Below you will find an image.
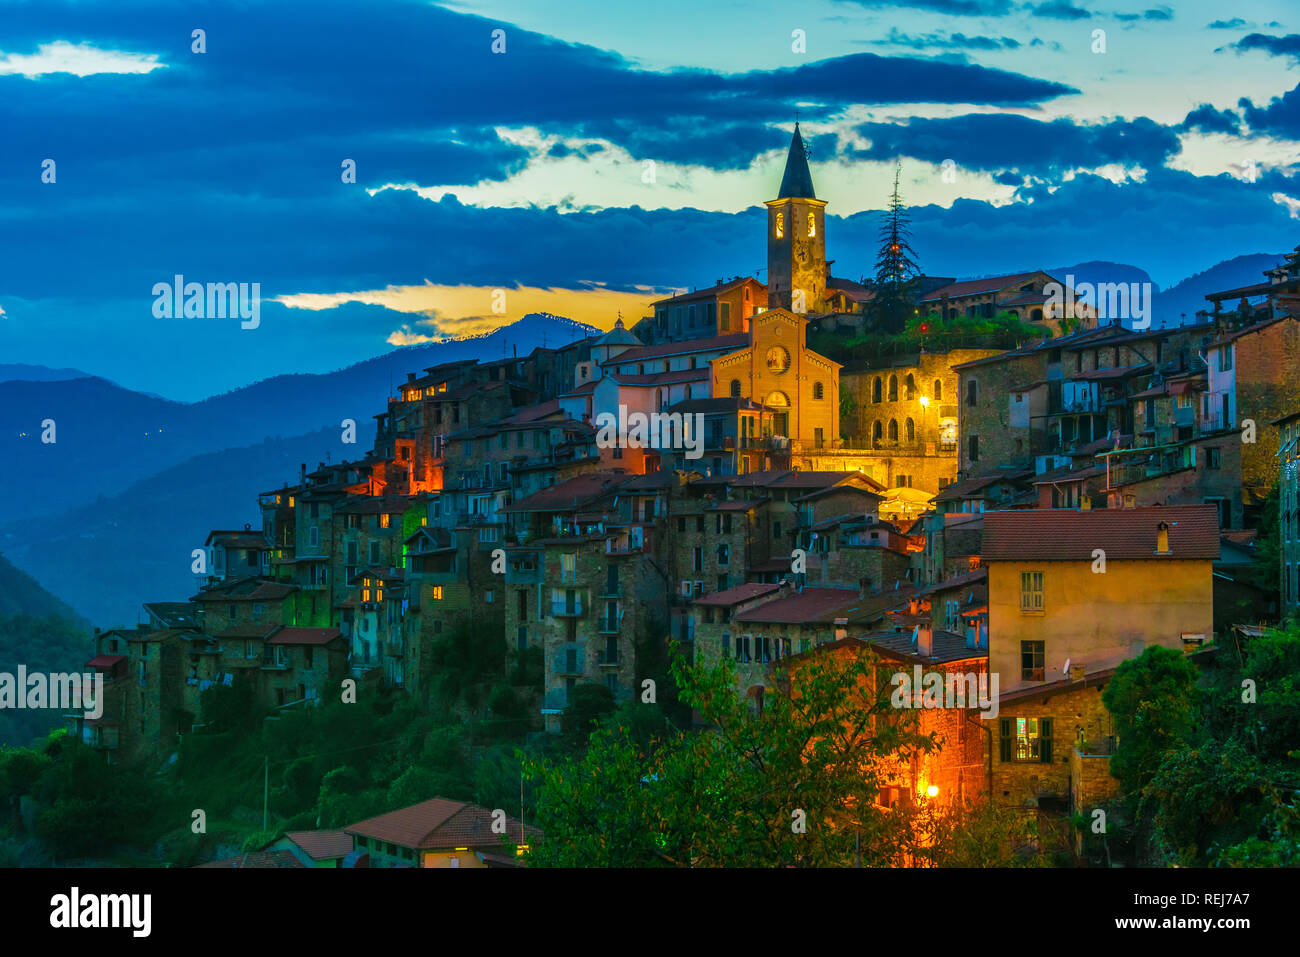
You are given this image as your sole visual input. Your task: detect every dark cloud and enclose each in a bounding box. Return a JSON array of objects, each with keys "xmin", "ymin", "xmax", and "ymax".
[
  {"xmin": 832, "ymin": 0, "xmax": 1015, "ymax": 16},
  {"xmin": 1028, "ymin": 2, "xmax": 1092, "ymax": 21},
  {"xmin": 1178, "ymin": 103, "xmax": 1243, "ymax": 136},
  {"xmin": 869, "ymin": 28, "xmax": 1022, "ymax": 50},
  {"xmin": 1229, "ymin": 32, "xmax": 1300, "ymax": 63},
  {"xmin": 1208, "ymin": 18, "xmax": 1248, "ymax": 30},
  {"xmin": 848, "ymin": 113, "xmax": 1180, "ymax": 175},
  {"xmin": 1238, "ymin": 81, "xmax": 1300, "ymax": 138}
]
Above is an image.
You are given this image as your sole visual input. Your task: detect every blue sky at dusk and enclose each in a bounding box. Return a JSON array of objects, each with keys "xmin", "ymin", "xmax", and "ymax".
[{"xmin": 1, "ymin": 0, "xmax": 1298, "ymax": 399}]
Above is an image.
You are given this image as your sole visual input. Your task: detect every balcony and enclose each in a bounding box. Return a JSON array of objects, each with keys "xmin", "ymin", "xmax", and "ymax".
[
  {"xmin": 596, "ymin": 648, "xmax": 620, "ymax": 667},
  {"xmin": 261, "ymin": 652, "xmax": 290, "ymax": 670},
  {"xmin": 597, "ymin": 614, "xmax": 620, "ymax": 634},
  {"xmin": 552, "ymin": 648, "xmax": 585, "ymax": 676},
  {"xmin": 550, "ymin": 599, "xmax": 584, "ymax": 617},
  {"xmin": 541, "ymin": 688, "xmax": 569, "ymax": 713}
]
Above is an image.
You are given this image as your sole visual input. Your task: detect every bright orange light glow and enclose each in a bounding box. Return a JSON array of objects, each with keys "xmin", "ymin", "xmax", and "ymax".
[{"xmin": 926, "ymin": 785, "xmax": 939, "ymax": 798}]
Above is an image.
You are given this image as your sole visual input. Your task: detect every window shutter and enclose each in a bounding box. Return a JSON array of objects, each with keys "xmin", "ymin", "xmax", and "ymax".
[
  {"xmin": 999, "ymin": 718, "xmax": 1012, "ymax": 762},
  {"xmin": 1040, "ymin": 718, "xmax": 1053, "ymax": 763}
]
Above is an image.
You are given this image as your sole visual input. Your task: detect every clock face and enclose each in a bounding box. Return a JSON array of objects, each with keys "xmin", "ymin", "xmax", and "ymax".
[{"xmin": 766, "ymin": 346, "xmax": 791, "ymax": 375}]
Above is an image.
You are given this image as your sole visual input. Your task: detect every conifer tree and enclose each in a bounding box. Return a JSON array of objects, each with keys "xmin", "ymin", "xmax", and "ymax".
[{"xmin": 872, "ymin": 163, "xmax": 922, "ymax": 333}]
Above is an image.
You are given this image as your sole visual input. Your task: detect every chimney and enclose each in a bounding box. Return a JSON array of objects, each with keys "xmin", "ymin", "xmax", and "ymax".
[
  {"xmin": 1070, "ymin": 662, "xmax": 1085, "ymax": 682},
  {"xmin": 406, "ymin": 372, "xmax": 416, "ymax": 382},
  {"xmin": 833, "ymin": 617, "xmax": 848, "ymax": 642},
  {"xmin": 300, "ymin": 463, "xmax": 307, "ymax": 484},
  {"xmin": 916, "ymin": 622, "xmax": 934, "ymax": 658}
]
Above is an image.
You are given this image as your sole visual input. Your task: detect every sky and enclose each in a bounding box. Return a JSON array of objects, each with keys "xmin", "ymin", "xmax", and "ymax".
[{"xmin": 1, "ymin": 0, "xmax": 1298, "ymax": 400}]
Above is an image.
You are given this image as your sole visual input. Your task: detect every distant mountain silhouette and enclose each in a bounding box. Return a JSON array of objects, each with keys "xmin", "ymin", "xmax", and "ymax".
[
  {"xmin": 0, "ymin": 313, "xmax": 597, "ymax": 526},
  {"xmin": 1048, "ymin": 254, "xmax": 1288, "ymax": 328},
  {"xmin": 0, "ymin": 430, "xmax": 341, "ymax": 628},
  {"xmin": 0, "ymin": 363, "xmax": 96, "ymax": 384}
]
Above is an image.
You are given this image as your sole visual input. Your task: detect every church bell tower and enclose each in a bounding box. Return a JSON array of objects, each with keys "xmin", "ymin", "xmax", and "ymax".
[{"xmin": 765, "ymin": 123, "xmax": 827, "ymax": 314}]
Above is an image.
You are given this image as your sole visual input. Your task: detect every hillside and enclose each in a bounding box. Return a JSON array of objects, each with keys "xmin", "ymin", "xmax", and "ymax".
[
  {"xmin": 0, "ymin": 429, "xmax": 343, "ymax": 628},
  {"xmin": 0, "ymin": 313, "xmax": 597, "ymax": 527}
]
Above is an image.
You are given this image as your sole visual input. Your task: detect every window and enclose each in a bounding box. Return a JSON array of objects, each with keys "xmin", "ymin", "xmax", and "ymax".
[
  {"xmin": 968, "ymin": 435, "xmax": 979, "ymax": 462},
  {"xmin": 888, "ymin": 375, "xmax": 898, "ymax": 402},
  {"xmin": 485, "ymin": 589, "xmax": 494, "ymax": 603},
  {"xmin": 369, "ymin": 541, "xmax": 381, "ymax": 565},
  {"xmin": 431, "ymin": 585, "xmax": 443, "ymax": 600},
  {"xmin": 1205, "ymin": 447, "xmax": 1221, "ymax": 469},
  {"xmin": 872, "ymin": 377, "xmax": 882, "ymax": 403},
  {"xmin": 309, "ymin": 526, "xmax": 319, "ymax": 548},
  {"xmin": 692, "ymin": 547, "xmax": 703, "ymax": 572},
  {"xmin": 228, "ymin": 604, "xmax": 237, "ymax": 621},
  {"xmin": 813, "ymin": 381, "xmax": 824, "ymax": 400},
  {"xmin": 380, "ymin": 512, "xmax": 391, "ymax": 529},
  {"xmin": 807, "ymin": 212, "xmax": 815, "ymax": 237},
  {"xmin": 775, "ymin": 212, "xmax": 783, "ymax": 238},
  {"xmin": 772, "ymin": 521, "xmax": 782, "ymax": 541},
  {"xmin": 888, "ymin": 419, "xmax": 899, "ymax": 443},
  {"xmin": 1020, "ymin": 572, "xmax": 1043, "ymax": 613},
  {"xmin": 721, "ymin": 633, "xmax": 731, "ymax": 659},
  {"xmin": 933, "ymin": 379, "xmax": 942, "ymax": 401},
  {"xmin": 966, "ymin": 380, "xmax": 978, "ymax": 407},
  {"xmin": 1020, "ymin": 640, "xmax": 1045, "ymax": 681},
  {"xmin": 720, "ymin": 302, "xmax": 731, "ymax": 332},
  {"xmin": 736, "ymin": 635, "xmax": 752, "ymax": 663},
  {"xmin": 561, "ymin": 553, "xmax": 576, "ymax": 583},
  {"xmin": 905, "ymin": 418, "xmax": 915, "ymax": 443},
  {"xmin": 999, "ymin": 717, "xmax": 1052, "ymax": 763},
  {"xmin": 677, "ymin": 516, "xmax": 686, "ymax": 532},
  {"xmin": 717, "ymin": 544, "xmax": 730, "ymax": 566},
  {"xmin": 814, "ymin": 427, "xmax": 824, "ymax": 448}
]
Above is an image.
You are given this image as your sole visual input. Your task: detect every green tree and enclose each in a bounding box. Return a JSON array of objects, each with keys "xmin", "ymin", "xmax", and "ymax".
[
  {"xmin": 871, "ymin": 163, "xmax": 922, "ymax": 333},
  {"xmin": 1102, "ymin": 645, "xmax": 1200, "ymax": 795},
  {"xmin": 525, "ymin": 647, "xmax": 935, "ymax": 866}
]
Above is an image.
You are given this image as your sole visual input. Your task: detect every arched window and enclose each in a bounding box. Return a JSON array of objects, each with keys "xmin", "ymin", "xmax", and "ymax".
[
  {"xmin": 807, "ymin": 212, "xmax": 816, "ymax": 237},
  {"xmin": 888, "ymin": 419, "xmax": 899, "ymax": 442},
  {"xmin": 905, "ymin": 374, "xmax": 916, "ymax": 400},
  {"xmin": 684, "ymin": 384, "xmax": 692, "ymax": 399},
  {"xmin": 730, "ymin": 379, "xmax": 742, "ymax": 398},
  {"xmin": 764, "ymin": 391, "xmax": 789, "ymax": 408},
  {"xmin": 933, "ymin": 379, "xmax": 943, "ymax": 401},
  {"xmin": 872, "ymin": 421, "xmax": 883, "ymax": 445},
  {"xmin": 872, "ymin": 377, "xmax": 882, "ymax": 403},
  {"xmin": 888, "ymin": 375, "xmax": 898, "ymax": 402},
  {"xmin": 905, "ymin": 418, "xmax": 915, "ymax": 443},
  {"xmin": 775, "ymin": 212, "xmax": 784, "ymax": 239},
  {"xmin": 966, "ymin": 380, "xmax": 978, "ymax": 407},
  {"xmin": 813, "ymin": 381, "xmax": 824, "ymax": 400}
]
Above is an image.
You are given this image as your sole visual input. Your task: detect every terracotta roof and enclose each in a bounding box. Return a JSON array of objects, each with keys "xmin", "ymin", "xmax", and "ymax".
[
  {"xmin": 269, "ymin": 627, "xmax": 344, "ymax": 646},
  {"xmin": 502, "ymin": 471, "xmax": 629, "ymax": 513},
  {"xmin": 606, "ymin": 368, "xmax": 710, "ymax": 387},
  {"xmin": 918, "ymin": 272, "xmax": 1040, "ymax": 302},
  {"xmin": 1030, "ymin": 463, "xmax": 1106, "ymax": 484},
  {"xmin": 693, "ymin": 582, "xmax": 782, "ymax": 607},
  {"xmin": 867, "ymin": 629, "xmax": 987, "ymax": 665},
  {"xmin": 86, "ymin": 654, "xmax": 126, "ymax": 669},
  {"xmin": 191, "ymin": 578, "xmax": 297, "ymax": 602},
  {"xmin": 345, "ymin": 797, "xmax": 538, "ymax": 849},
  {"xmin": 604, "ymin": 333, "xmax": 749, "ymax": 365},
  {"xmin": 651, "ymin": 278, "xmax": 762, "ymax": 307},
  {"xmin": 933, "ymin": 470, "xmax": 1032, "ymax": 502},
  {"xmin": 734, "ymin": 587, "xmax": 862, "ymax": 624},
  {"xmin": 916, "ymin": 568, "xmax": 988, "ymax": 597},
  {"xmin": 285, "ymin": 830, "xmax": 354, "ymax": 861},
  {"xmin": 982, "ymin": 504, "xmax": 1220, "ymax": 561}
]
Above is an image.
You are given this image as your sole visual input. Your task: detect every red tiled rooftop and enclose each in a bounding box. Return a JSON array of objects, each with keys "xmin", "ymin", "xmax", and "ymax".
[
  {"xmin": 502, "ymin": 471, "xmax": 629, "ymax": 512},
  {"xmin": 268, "ymin": 627, "xmax": 344, "ymax": 646},
  {"xmin": 285, "ymin": 829, "xmax": 354, "ymax": 860},
  {"xmin": 918, "ymin": 271, "xmax": 1040, "ymax": 301},
  {"xmin": 603, "ymin": 333, "xmax": 749, "ymax": 365},
  {"xmin": 734, "ymin": 587, "xmax": 862, "ymax": 624},
  {"xmin": 345, "ymin": 797, "xmax": 539, "ymax": 850},
  {"xmin": 981, "ymin": 504, "xmax": 1220, "ymax": 561},
  {"xmin": 693, "ymin": 582, "xmax": 782, "ymax": 607}
]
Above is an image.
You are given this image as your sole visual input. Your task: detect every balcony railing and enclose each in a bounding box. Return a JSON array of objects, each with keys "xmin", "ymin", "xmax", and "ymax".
[
  {"xmin": 550, "ymin": 599, "xmax": 584, "ymax": 617},
  {"xmin": 596, "ymin": 648, "xmax": 619, "ymax": 667},
  {"xmin": 597, "ymin": 615, "xmax": 620, "ymax": 634}
]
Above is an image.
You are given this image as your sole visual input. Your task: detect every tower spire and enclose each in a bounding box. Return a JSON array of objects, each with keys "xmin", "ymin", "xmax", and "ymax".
[{"xmin": 777, "ymin": 122, "xmax": 816, "ymax": 200}]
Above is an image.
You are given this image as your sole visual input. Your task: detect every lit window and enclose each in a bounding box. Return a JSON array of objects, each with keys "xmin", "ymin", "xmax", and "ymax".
[
  {"xmin": 431, "ymin": 585, "xmax": 443, "ymax": 600},
  {"xmin": 775, "ymin": 212, "xmax": 783, "ymax": 238},
  {"xmin": 807, "ymin": 212, "xmax": 815, "ymax": 237}
]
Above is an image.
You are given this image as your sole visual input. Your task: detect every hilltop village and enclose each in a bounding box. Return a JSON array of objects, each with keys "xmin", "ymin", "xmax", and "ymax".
[{"xmin": 73, "ymin": 127, "xmax": 1300, "ymax": 862}]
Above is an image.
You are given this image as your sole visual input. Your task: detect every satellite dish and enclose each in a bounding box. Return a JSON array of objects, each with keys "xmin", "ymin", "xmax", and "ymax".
[{"xmin": 1063, "ymin": 658, "xmax": 1071, "ymax": 676}]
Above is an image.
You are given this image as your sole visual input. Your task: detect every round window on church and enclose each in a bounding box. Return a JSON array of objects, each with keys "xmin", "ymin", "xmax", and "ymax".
[{"xmin": 765, "ymin": 346, "xmax": 791, "ymax": 375}]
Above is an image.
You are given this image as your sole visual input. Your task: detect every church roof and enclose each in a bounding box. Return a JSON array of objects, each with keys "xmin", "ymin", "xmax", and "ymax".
[
  {"xmin": 777, "ymin": 124, "xmax": 816, "ymax": 200},
  {"xmin": 596, "ymin": 316, "xmax": 642, "ymax": 347}
]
